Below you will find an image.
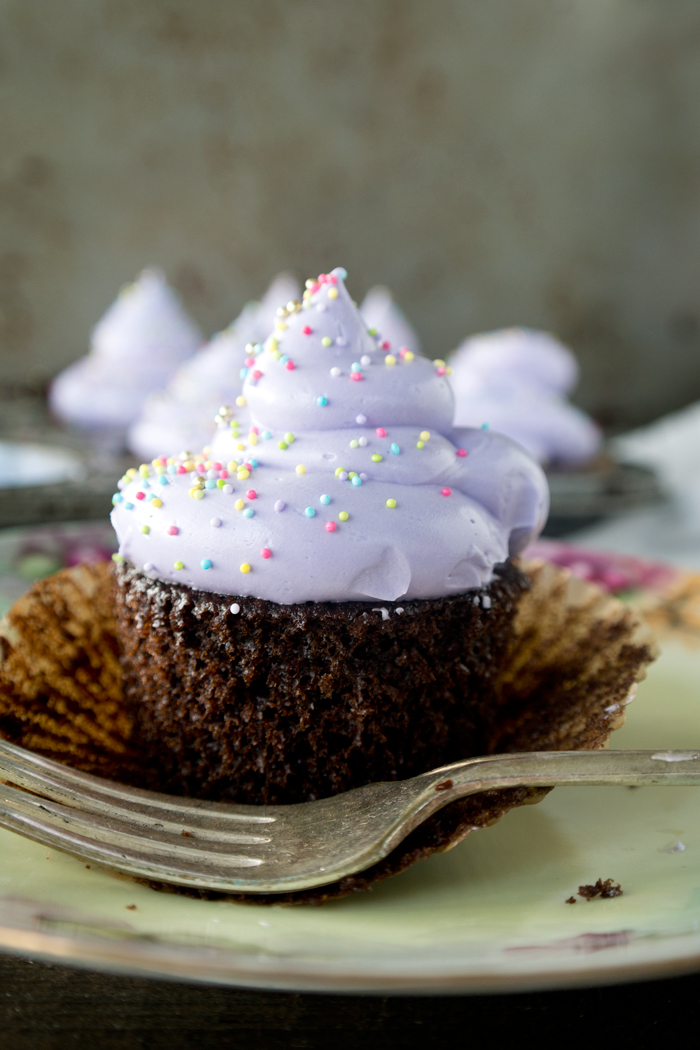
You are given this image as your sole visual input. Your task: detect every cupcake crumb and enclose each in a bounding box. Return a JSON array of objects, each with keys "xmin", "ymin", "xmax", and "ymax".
[
  {"xmin": 565, "ymin": 896, "xmax": 576, "ymax": 904},
  {"xmin": 576, "ymin": 878, "xmax": 623, "ymax": 900}
]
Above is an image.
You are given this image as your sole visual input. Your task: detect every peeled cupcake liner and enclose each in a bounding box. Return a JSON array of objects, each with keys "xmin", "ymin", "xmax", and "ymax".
[{"xmin": 0, "ymin": 560, "xmax": 655, "ymax": 905}]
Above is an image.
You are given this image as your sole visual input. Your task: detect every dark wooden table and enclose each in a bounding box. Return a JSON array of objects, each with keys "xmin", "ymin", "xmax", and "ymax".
[{"xmin": 0, "ymin": 953, "xmax": 694, "ymax": 1049}]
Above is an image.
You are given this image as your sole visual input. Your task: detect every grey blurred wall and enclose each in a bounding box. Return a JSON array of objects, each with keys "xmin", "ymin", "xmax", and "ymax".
[{"xmin": 1, "ymin": 0, "xmax": 699, "ymax": 429}]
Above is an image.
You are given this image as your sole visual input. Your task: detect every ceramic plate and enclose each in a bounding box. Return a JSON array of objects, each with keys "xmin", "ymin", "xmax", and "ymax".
[{"xmin": 1, "ymin": 533, "xmax": 700, "ymax": 992}]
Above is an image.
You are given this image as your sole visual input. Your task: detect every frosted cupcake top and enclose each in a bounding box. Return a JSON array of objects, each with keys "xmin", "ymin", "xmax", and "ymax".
[
  {"xmin": 450, "ymin": 328, "xmax": 602, "ymax": 466},
  {"xmin": 359, "ymin": 286, "xmax": 422, "ymax": 356},
  {"xmin": 50, "ymin": 269, "xmax": 203, "ymax": 431},
  {"xmin": 127, "ymin": 274, "xmax": 299, "ymax": 459},
  {"xmin": 111, "ymin": 268, "xmax": 548, "ymax": 604}
]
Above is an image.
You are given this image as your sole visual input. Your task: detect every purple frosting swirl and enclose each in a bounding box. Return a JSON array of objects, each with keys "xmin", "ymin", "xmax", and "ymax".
[{"xmin": 111, "ymin": 268, "xmax": 548, "ymax": 603}]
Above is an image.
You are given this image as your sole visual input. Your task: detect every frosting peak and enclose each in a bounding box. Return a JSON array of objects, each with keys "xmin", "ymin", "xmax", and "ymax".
[{"xmin": 111, "ymin": 268, "xmax": 548, "ymax": 604}]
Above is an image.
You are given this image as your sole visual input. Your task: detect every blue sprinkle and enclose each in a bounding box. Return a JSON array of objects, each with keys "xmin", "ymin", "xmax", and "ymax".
[
  {"xmin": 142, "ymin": 479, "xmax": 151, "ymax": 488},
  {"xmin": 281, "ymin": 355, "xmax": 290, "ymax": 364},
  {"xmin": 254, "ymin": 342, "xmax": 264, "ymax": 354},
  {"xmin": 317, "ymin": 396, "xmax": 328, "ymax": 406},
  {"xmin": 124, "ymin": 501, "xmax": 134, "ymax": 510},
  {"xmin": 351, "ymin": 362, "xmax": 361, "ymax": 372},
  {"xmin": 243, "ymin": 508, "xmax": 255, "ymax": 518},
  {"xmin": 481, "ymin": 422, "xmax": 490, "ymax": 430},
  {"xmin": 351, "ymin": 476, "xmax": 362, "ymax": 487},
  {"xmin": 205, "ymin": 479, "xmax": 217, "ymax": 489},
  {"xmin": 337, "ymin": 267, "xmax": 348, "ymax": 280},
  {"xmin": 239, "ymin": 367, "xmax": 249, "ymax": 380},
  {"xmin": 201, "ymin": 559, "xmax": 212, "ymax": 570},
  {"xmin": 390, "ymin": 443, "xmax": 400, "ymax": 455},
  {"xmin": 249, "ymin": 458, "xmax": 258, "ymax": 468},
  {"xmin": 167, "ymin": 464, "xmax": 177, "ymax": 474},
  {"xmin": 320, "ymin": 494, "xmax": 330, "ymax": 505},
  {"xmin": 112, "ymin": 493, "xmax": 123, "ymax": 503},
  {"xmin": 262, "ymin": 430, "xmax": 272, "ymax": 440},
  {"xmin": 305, "ymin": 507, "xmax": 316, "ymax": 517},
  {"xmin": 158, "ymin": 475, "xmax": 168, "ymax": 485}
]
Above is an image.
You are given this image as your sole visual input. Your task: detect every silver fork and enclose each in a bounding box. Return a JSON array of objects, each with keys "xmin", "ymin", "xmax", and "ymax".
[{"xmin": 1, "ymin": 738, "xmax": 699, "ymax": 894}]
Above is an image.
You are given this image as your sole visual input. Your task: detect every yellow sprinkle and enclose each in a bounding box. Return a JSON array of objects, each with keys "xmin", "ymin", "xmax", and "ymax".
[
  {"xmin": 327, "ymin": 287, "xmax": 338, "ymax": 299},
  {"xmin": 140, "ymin": 525, "xmax": 150, "ymax": 534},
  {"xmin": 416, "ymin": 440, "xmax": 424, "ymax": 449},
  {"xmin": 235, "ymin": 396, "xmax": 246, "ymax": 407},
  {"xmin": 193, "ymin": 490, "xmax": 205, "ymax": 501},
  {"xmin": 174, "ymin": 560, "xmax": 184, "ymax": 570},
  {"xmin": 235, "ymin": 499, "xmax": 245, "ymax": 510},
  {"xmin": 275, "ymin": 321, "xmax": 287, "ymax": 331},
  {"xmin": 151, "ymin": 459, "xmax": 160, "ymax": 468},
  {"xmin": 433, "ymin": 359, "xmax": 446, "ymax": 368},
  {"xmin": 385, "ymin": 355, "xmax": 396, "ymax": 366},
  {"xmin": 386, "ymin": 498, "xmax": 397, "ymax": 509},
  {"xmin": 271, "ymin": 349, "xmax": 282, "ymax": 360},
  {"xmin": 338, "ymin": 511, "xmax": 349, "ymax": 521},
  {"xmin": 446, "ymin": 365, "xmax": 452, "ymax": 375},
  {"xmin": 403, "ymin": 351, "xmax": 415, "ymax": 362},
  {"xmin": 237, "ymin": 469, "xmax": 250, "ymax": 480},
  {"xmin": 203, "ymin": 446, "xmax": 211, "ymax": 455},
  {"xmin": 150, "ymin": 497, "xmax": 163, "ymax": 508},
  {"xmin": 296, "ymin": 464, "xmax": 306, "ymax": 474},
  {"xmin": 419, "ymin": 431, "xmax": 431, "ymax": 441},
  {"xmin": 188, "ymin": 488, "xmax": 197, "ymax": 497},
  {"xmin": 278, "ymin": 441, "xmax": 288, "ymax": 450},
  {"xmin": 240, "ymin": 562, "xmax": 251, "ymax": 574},
  {"xmin": 139, "ymin": 465, "xmax": 149, "ymax": 477},
  {"xmin": 228, "ymin": 461, "xmax": 238, "ymax": 471},
  {"xmin": 154, "ymin": 465, "xmax": 165, "ymax": 474},
  {"xmin": 126, "ymin": 468, "xmax": 138, "ymax": 479},
  {"xmin": 205, "ymin": 461, "xmax": 213, "ymax": 469},
  {"xmin": 335, "ymin": 467, "xmax": 344, "ymax": 476},
  {"xmin": 236, "ymin": 443, "xmax": 245, "ymax": 451},
  {"xmin": 285, "ymin": 432, "xmax": 295, "ymax": 443},
  {"xmin": 166, "ymin": 457, "xmax": 176, "ymax": 465},
  {"xmin": 321, "ymin": 337, "xmax": 332, "ymax": 347},
  {"xmin": 184, "ymin": 460, "xmax": 195, "ymax": 471},
  {"xmin": 249, "ymin": 433, "xmax": 258, "ymax": 445}
]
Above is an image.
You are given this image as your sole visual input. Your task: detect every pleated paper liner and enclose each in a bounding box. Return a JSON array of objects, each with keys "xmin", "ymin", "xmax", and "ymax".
[{"xmin": 0, "ymin": 560, "xmax": 654, "ymax": 904}]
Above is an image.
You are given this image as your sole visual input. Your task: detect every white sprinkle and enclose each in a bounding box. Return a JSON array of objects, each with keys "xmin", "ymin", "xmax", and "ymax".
[
  {"xmin": 117, "ymin": 479, "xmax": 125, "ymax": 490},
  {"xmin": 210, "ymin": 517, "xmax": 222, "ymax": 528},
  {"xmin": 230, "ymin": 603, "xmax": 240, "ymax": 615},
  {"xmin": 372, "ymin": 607, "xmax": 390, "ymax": 621},
  {"xmin": 359, "ymin": 472, "xmax": 368, "ymax": 481},
  {"xmin": 356, "ymin": 414, "xmax": 367, "ymax": 425},
  {"xmin": 667, "ymin": 842, "xmax": 686, "ymax": 853},
  {"xmin": 190, "ymin": 471, "xmax": 199, "ymax": 481},
  {"xmin": 143, "ymin": 562, "xmax": 154, "ymax": 572},
  {"xmin": 274, "ymin": 500, "xmax": 286, "ymax": 512},
  {"xmin": 207, "ymin": 469, "xmax": 217, "ymax": 479},
  {"xmin": 360, "ymin": 355, "xmax": 371, "ymax": 366},
  {"xmin": 336, "ymin": 336, "xmax": 347, "ymax": 346},
  {"xmin": 222, "ymin": 484, "xmax": 233, "ymax": 494},
  {"xmin": 330, "ymin": 367, "xmax": 341, "ymax": 377},
  {"xmin": 396, "ymin": 607, "xmax": 404, "ymax": 614},
  {"xmin": 358, "ymin": 436, "xmax": 368, "ymax": 447},
  {"xmin": 316, "ymin": 303, "xmax": 326, "ymax": 312},
  {"xmin": 482, "ymin": 595, "xmax": 492, "ymax": 609},
  {"xmin": 338, "ymin": 471, "xmax": 348, "ymax": 481}
]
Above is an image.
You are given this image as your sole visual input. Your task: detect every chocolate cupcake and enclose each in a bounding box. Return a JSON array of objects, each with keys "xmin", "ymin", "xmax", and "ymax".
[{"xmin": 109, "ymin": 267, "xmax": 549, "ymax": 805}]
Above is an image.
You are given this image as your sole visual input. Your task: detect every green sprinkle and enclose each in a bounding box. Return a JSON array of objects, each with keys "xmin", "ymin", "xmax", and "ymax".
[
  {"xmin": 140, "ymin": 525, "xmax": 150, "ymax": 534},
  {"xmin": 174, "ymin": 560, "xmax": 184, "ymax": 570},
  {"xmin": 339, "ymin": 511, "xmax": 349, "ymax": 521},
  {"xmin": 371, "ymin": 454, "xmax": 382, "ymax": 463},
  {"xmin": 111, "ymin": 553, "xmax": 125, "ymax": 563},
  {"xmin": 386, "ymin": 499, "xmax": 397, "ymax": 509}
]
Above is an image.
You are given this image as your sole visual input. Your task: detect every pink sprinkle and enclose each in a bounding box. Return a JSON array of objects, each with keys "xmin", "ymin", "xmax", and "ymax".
[
  {"xmin": 212, "ymin": 461, "xmax": 222, "ymax": 470},
  {"xmin": 243, "ymin": 462, "xmax": 253, "ymax": 471},
  {"xmin": 309, "ymin": 282, "xmax": 320, "ymax": 294},
  {"xmin": 246, "ymin": 489, "xmax": 257, "ymax": 500},
  {"xmin": 381, "ymin": 341, "xmax": 391, "ymax": 350},
  {"xmin": 261, "ymin": 547, "xmax": 272, "ymax": 559},
  {"xmin": 399, "ymin": 347, "xmax": 409, "ymax": 358},
  {"xmin": 244, "ymin": 356, "xmax": 256, "ymax": 367},
  {"xmin": 350, "ymin": 372, "xmax": 363, "ymax": 381},
  {"xmin": 168, "ymin": 526, "xmax": 179, "ymax": 536},
  {"xmin": 285, "ymin": 361, "xmax": 295, "ymax": 371},
  {"xmin": 252, "ymin": 369, "xmax": 263, "ymax": 380},
  {"xmin": 325, "ymin": 521, "xmax": 337, "ymax": 532},
  {"xmin": 456, "ymin": 448, "xmax": 468, "ymax": 458},
  {"xmin": 219, "ymin": 469, "xmax": 229, "ymax": 478},
  {"xmin": 441, "ymin": 487, "xmax": 452, "ymax": 497},
  {"xmin": 197, "ymin": 463, "xmax": 206, "ymax": 473},
  {"xmin": 159, "ymin": 456, "xmax": 167, "ymax": 465},
  {"xmin": 318, "ymin": 273, "xmax": 328, "ymax": 283},
  {"xmin": 302, "ymin": 325, "xmax": 312, "ymax": 335},
  {"xmin": 329, "ymin": 273, "xmax": 338, "ymax": 284},
  {"xmin": 135, "ymin": 491, "xmax": 145, "ymax": 501},
  {"xmin": 376, "ymin": 427, "xmax": 387, "ymax": 438},
  {"xmin": 177, "ymin": 465, "xmax": 187, "ymax": 474},
  {"xmin": 249, "ymin": 428, "xmax": 259, "ymax": 436},
  {"xmin": 437, "ymin": 366, "xmax": 446, "ymax": 376}
]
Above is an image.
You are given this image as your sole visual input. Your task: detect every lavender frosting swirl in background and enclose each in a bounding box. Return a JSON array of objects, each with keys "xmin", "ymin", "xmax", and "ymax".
[{"xmin": 111, "ymin": 268, "xmax": 548, "ymax": 603}]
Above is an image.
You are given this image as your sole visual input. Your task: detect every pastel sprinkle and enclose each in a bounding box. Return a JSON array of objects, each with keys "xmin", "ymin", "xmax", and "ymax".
[
  {"xmin": 441, "ymin": 487, "xmax": 452, "ymax": 497},
  {"xmin": 481, "ymin": 422, "xmax": 490, "ymax": 430},
  {"xmin": 456, "ymin": 448, "xmax": 468, "ymax": 457},
  {"xmin": 320, "ymin": 494, "xmax": 330, "ymax": 505},
  {"xmin": 278, "ymin": 440, "xmax": 288, "ymax": 449},
  {"xmin": 158, "ymin": 476, "xmax": 169, "ymax": 486},
  {"xmin": 112, "ymin": 493, "xmax": 123, "ymax": 504},
  {"xmin": 140, "ymin": 525, "xmax": 150, "ymax": 534},
  {"xmin": 168, "ymin": 526, "xmax": 179, "ymax": 536},
  {"xmin": 416, "ymin": 441, "xmax": 424, "ymax": 449},
  {"xmin": 261, "ymin": 547, "xmax": 272, "ymax": 559},
  {"xmin": 360, "ymin": 355, "xmax": 371, "ymax": 366},
  {"xmin": 317, "ymin": 396, "xmax": 328, "ymax": 406},
  {"xmin": 285, "ymin": 361, "xmax": 295, "ymax": 371},
  {"xmin": 327, "ymin": 288, "xmax": 338, "ymax": 299},
  {"xmin": 337, "ymin": 267, "xmax": 348, "ymax": 279},
  {"xmin": 403, "ymin": 351, "xmax": 415, "ymax": 361},
  {"xmin": 338, "ymin": 511, "xmax": 349, "ymax": 521},
  {"xmin": 112, "ymin": 553, "xmax": 125, "ymax": 563},
  {"xmin": 302, "ymin": 325, "xmax": 312, "ymax": 335},
  {"xmin": 240, "ymin": 563, "xmax": 251, "ymax": 574},
  {"xmin": 330, "ymin": 367, "xmax": 341, "ymax": 377},
  {"xmin": 205, "ymin": 479, "xmax": 216, "ymax": 489},
  {"xmin": 210, "ymin": 517, "xmax": 221, "ymax": 527},
  {"xmin": 237, "ymin": 469, "xmax": 250, "ymax": 480},
  {"xmin": 135, "ymin": 491, "xmax": 145, "ymax": 501},
  {"xmin": 419, "ymin": 431, "xmax": 431, "ymax": 441},
  {"xmin": 246, "ymin": 489, "xmax": 257, "ymax": 500},
  {"xmin": 325, "ymin": 521, "xmax": 337, "ymax": 532},
  {"xmin": 376, "ymin": 428, "xmax": 386, "ymax": 438},
  {"xmin": 304, "ymin": 507, "xmax": 316, "ymax": 517},
  {"xmin": 358, "ymin": 436, "xmax": 367, "ymax": 447},
  {"xmin": 274, "ymin": 500, "xmax": 286, "ymax": 512},
  {"xmin": 222, "ymin": 484, "xmax": 233, "ymax": 494},
  {"xmin": 235, "ymin": 499, "xmax": 245, "ymax": 510},
  {"xmin": 338, "ymin": 471, "xmax": 348, "ymax": 481},
  {"xmin": 296, "ymin": 464, "xmax": 306, "ymax": 474},
  {"xmin": 124, "ymin": 502, "xmax": 134, "ymax": 510},
  {"xmin": 350, "ymin": 372, "xmax": 363, "ymax": 381},
  {"xmin": 150, "ymin": 497, "xmax": 163, "ymax": 508},
  {"xmin": 143, "ymin": 562, "xmax": 154, "ymax": 572},
  {"xmin": 385, "ymin": 355, "xmax": 396, "ymax": 366},
  {"xmin": 235, "ymin": 396, "xmax": 246, "ymax": 407},
  {"xmin": 386, "ymin": 498, "xmax": 397, "ymax": 508},
  {"xmin": 243, "ymin": 508, "xmax": 254, "ymax": 518},
  {"xmin": 356, "ymin": 414, "xmax": 367, "ymax": 425},
  {"xmin": 390, "ymin": 443, "xmax": 400, "ymax": 455},
  {"xmin": 201, "ymin": 559, "xmax": 212, "ymax": 570},
  {"xmin": 262, "ymin": 430, "xmax": 272, "ymax": 440},
  {"xmin": 351, "ymin": 475, "xmax": 362, "ymax": 486},
  {"xmin": 371, "ymin": 454, "xmax": 382, "ymax": 462},
  {"xmin": 174, "ymin": 561, "xmax": 184, "ymax": 570},
  {"xmin": 193, "ymin": 491, "xmax": 204, "ymax": 501},
  {"xmin": 216, "ymin": 479, "xmax": 226, "ymax": 489},
  {"xmin": 230, "ymin": 603, "xmax": 240, "ymax": 614},
  {"xmin": 321, "ymin": 337, "xmax": 332, "ymax": 347}
]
